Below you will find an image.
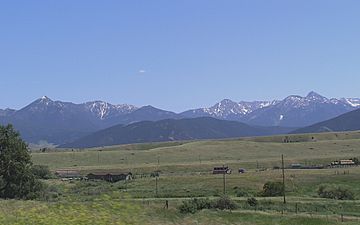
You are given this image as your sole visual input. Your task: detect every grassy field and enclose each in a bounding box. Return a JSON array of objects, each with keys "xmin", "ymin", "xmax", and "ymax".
[
  {"xmin": 3, "ymin": 131, "xmax": 360, "ymax": 224},
  {"xmin": 33, "ymin": 132, "xmax": 360, "ymax": 172},
  {"xmin": 1, "ymin": 199, "xmax": 359, "ymax": 225},
  {"xmin": 3, "ymin": 198, "xmax": 359, "ymax": 225}
]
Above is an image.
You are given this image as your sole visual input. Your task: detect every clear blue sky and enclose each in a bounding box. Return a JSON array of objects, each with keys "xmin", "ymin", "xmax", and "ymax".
[{"xmin": 1, "ymin": 1, "xmax": 359, "ymax": 112}]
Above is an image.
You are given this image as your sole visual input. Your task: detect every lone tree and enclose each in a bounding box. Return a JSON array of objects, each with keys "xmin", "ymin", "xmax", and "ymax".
[{"xmin": 0, "ymin": 124, "xmax": 43, "ymax": 199}]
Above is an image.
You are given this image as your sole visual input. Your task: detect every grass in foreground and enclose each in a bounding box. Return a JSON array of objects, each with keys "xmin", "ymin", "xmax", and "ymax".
[{"xmin": 0, "ymin": 198, "xmax": 359, "ymax": 225}]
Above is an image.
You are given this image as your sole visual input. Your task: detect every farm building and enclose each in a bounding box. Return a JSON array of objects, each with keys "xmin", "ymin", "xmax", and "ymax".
[
  {"xmin": 287, "ymin": 164, "xmax": 325, "ymax": 169},
  {"xmin": 290, "ymin": 163, "xmax": 303, "ymax": 169},
  {"xmin": 213, "ymin": 166, "xmax": 231, "ymax": 174},
  {"xmin": 331, "ymin": 159, "xmax": 355, "ymax": 167},
  {"xmin": 339, "ymin": 160, "xmax": 355, "ymax": 165},
  {"xmin": 55, "ymin": 170, "xmax": 82, "ymax": 179},
  {"xmin": 87, "ymin": 172, "xmax": 133, "ymax": 182}
]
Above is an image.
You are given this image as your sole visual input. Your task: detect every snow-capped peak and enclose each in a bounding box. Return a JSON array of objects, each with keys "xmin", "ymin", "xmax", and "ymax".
[
  {"xmin": 186, "ymin": 99, "xmax": 278, "ymax": 119},
  {"xmin": 85, "ymin": 101, "xmax": 138, "ymax": 119},
  {"xmin": 279, "ymin": 92, "xmax": 333, "ymax": 109},
  {"xmin": 33, "ymin": 96, "xmax": 55, "ymax": 107},
  {"xmin": 39, "ymin": 96, "xmax": 52, "ymax": 103},
  {"xmin": 306, "ymin": 91, "xmax": 328, "ymax": 102}
]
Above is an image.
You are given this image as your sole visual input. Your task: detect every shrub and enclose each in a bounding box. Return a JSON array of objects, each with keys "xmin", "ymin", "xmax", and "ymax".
[
  {"xmin": 150, "ymin": 171, "xmax": 160, "ymax": 177},
  {"xmin": 318, "ymin": 184, "xmax": 355, "ymax": 200},
  {"xmin": 31, "ymin": 165, "xmax": 53, "ymax": 179},
  {"xmin": 235, "ymin": 189, "xmax": 250, "ymax": 197},
  {"xmin": 178, "ymin": 199, "xmax": 198, "ymax": 214},
  {"xmin": 247, "ymin": 197, "xmax": 258, "ymax": 207},
  {"xmin": 179, "ymin": 196, "xmax": 237, "ymax": 213},
  {"xmin": 261, "ymin": 181, "xmax": 284, "ymax": 197},
  {"xmin": 178, "ymin": 198, "xmax": 212, "ymax": 214},
  {"xmin": 214, "ymin": 195, "xmax": 237, "ymax": 210},
  {"xmin": 195, "ymin": 198, "xmax": 213, "ymax": 210},
  {"xmin": 38, "ymin": 184, "xmax": 62, "ymax": 201}
]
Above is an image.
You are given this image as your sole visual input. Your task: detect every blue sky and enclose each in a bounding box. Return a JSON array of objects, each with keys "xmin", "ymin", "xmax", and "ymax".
[{"xmin": 0, "ymin": 1, "xmax": 359, "ymax": 112}]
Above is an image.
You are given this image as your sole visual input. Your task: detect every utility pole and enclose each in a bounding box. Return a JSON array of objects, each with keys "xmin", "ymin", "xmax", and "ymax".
[
  {"xmin": 282, "ymin": 154, "xmax": 286, "ymax": 204},
  {"xmin": 155, "ymin": 154, "xmax": 160, "ymax": 197},
  {"xmin": 223, "ymin": 165, "xmax": 226, "ymax": 195},
  {"xmin": 199, "ymin": 154, "xmax": 201, "ymax": 165},
  {"xmin": 155, "ymin": 176, "xmax": 158, "ymax": 197}
]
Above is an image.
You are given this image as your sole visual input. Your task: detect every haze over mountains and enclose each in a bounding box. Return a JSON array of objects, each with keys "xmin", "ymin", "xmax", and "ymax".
[{"xmin": 0, "ymin": 92, "xmax": 359, "ymax": 146}]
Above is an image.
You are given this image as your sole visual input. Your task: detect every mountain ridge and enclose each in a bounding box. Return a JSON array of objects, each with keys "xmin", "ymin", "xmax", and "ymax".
[
  {"xmin": 59, "ymin": 117, "xmax": 296, "ymax": 148},
  {"xmin": 291, "ymin": 108, "xmax": 360, "ymax": 134}
]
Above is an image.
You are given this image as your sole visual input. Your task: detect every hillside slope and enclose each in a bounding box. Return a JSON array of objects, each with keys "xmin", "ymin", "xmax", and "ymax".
[
  {"xmin": 292, "ymin": 108, "xmax": 360, "ymax": 134},
  {"xmin": 60, "ymin": 117, "xmax": 295, "ymax": 148}
]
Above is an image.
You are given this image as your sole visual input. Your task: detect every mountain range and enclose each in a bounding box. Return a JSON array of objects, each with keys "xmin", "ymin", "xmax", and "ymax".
[
  {"xmin": 244, "ymin": 92, "xmax": 358, "ymax": 127},
  {"xmin": 0, "ymin": 92, "xmax": 359, "ymax": 146}
]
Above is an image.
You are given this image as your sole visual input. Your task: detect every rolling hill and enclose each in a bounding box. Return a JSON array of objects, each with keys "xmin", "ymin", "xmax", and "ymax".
[
  {"xmin": 292, "ymin": 108, "xmax": 360, "ymax": 134},
  {"xmin": 59, "ymin": 117, "xmax": 295, "ymax": 148}
]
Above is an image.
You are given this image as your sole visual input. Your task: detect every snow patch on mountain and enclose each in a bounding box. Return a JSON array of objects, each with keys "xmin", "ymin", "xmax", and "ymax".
[
  {"xmin": 183, "ymin": 99, "xmax": 279, "ymax": 120},
  {"xmin": 341, "ymin": 98, "xmax": 360, "ymax": 107},
  {"xmin": 278, "ymin": 92, "xmax": 347, "ymax": 109},
  {"xmin": 85, "ymin": 101, "xmax": 138, "ymax": 120}
]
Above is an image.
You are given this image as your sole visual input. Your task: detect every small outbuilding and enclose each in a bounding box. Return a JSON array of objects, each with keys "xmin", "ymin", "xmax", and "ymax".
[
  {"xmin": 213, "ymin": 166, "xmax": 231, "ymax": 174},
  {"xmin": 87, "ymin": 172, "xmax": 133, "ymax": 182},
  {"xmin": 290, "ymin": 163, "xmax": 303, "ymax": 169}
]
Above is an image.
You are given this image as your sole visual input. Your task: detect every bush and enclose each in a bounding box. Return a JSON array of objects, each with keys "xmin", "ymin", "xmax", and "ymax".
[
  {"xmin": 179, "ymin": 196, "xmax": 237, "ymax": 214},
  {"xmin": 150, "ymin": 171, "xmax": 160, "ymax": 177},
  {"xmin": 214, "ymin": 195, "xmax": 237, "ymax": 210},
  {"xmin": 38, "ymin": 183, "xmax": 62, "ymax": 201},
  {"xmin": 178, "ymin": 198, "xmax": 212, "ymax": 214},
  {"xmin": 31, "ymin": 165, "xmax": 53, "ymax": 179},
  {"xmin": 261, "ymin": 181, "xmax": 284, "ymax": 197},
  {"xmin": 178, "ymin": 200, "xmax": 198, "ymax": 214},
  {"xmin": 247, "ymin": 197, "xmax": 258, "ymax": 207},
  {"xmin": 195, "ymin": 198, "xmax": 213, "ymax": 210},
  {"xmin": 235, "ymin": 189, "xmax": 250, "ymax": 197},
  {"xmin": 318, "ymin": 184, "xmax": 355, "ymax": 200}
]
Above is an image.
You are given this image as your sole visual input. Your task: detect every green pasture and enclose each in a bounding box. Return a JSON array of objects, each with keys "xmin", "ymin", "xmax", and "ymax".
[
  {"xmin": 32, "ymin": 132, "xmax": 360, "ymax": 173},
  {"xmin": 3, "ymin": 131, "xmax": 360, "ymax": 224}
]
